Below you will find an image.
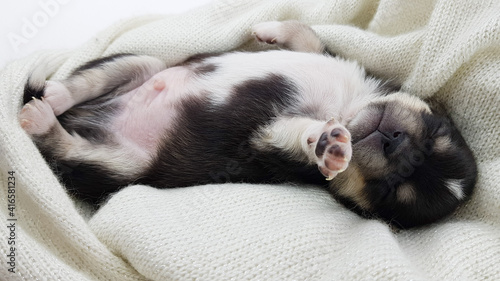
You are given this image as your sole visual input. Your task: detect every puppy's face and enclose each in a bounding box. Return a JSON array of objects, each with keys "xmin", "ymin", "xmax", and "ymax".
[{"xmin": 331, "ymin": 92, "xmax": 477, "ymax": 228}]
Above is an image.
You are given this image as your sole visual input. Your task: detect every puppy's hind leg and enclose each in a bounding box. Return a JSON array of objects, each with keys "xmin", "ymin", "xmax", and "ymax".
[
  {"xmin": 19, "ymin": 96, "xmax": 146, "ymax": 201},
  {"xmin": 24, "ymin": 54, "xmax": 167, "ymax": 116},
  {"xmin": 252, "ymin": 116, "xmax": 352, "ymax": 181},
  {"xmin": 252, "ymin": 21, "xmax": 326, "ymax": 54}
]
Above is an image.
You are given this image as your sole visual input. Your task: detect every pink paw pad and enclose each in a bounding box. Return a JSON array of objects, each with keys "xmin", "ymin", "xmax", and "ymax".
[{"xmin": 307, "ymin": 120, "xmax": 352, "ymax": 180}]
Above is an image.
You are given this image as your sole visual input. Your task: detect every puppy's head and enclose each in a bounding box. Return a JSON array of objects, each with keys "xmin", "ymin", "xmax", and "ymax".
[{"xmin": 331, "ymin": 92, "xmax": 477, "ymax": 228}]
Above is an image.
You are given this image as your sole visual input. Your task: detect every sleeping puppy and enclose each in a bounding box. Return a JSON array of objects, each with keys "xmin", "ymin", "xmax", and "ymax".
[{"xmin": 19, "ymin": 21, "xmax": 477, "ymax": 228}]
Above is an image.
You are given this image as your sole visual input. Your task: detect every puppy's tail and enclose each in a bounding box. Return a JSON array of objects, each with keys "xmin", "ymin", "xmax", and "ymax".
[{"xmin": 23, "ymin": 53, "xmax": 69, "ymax": 104}]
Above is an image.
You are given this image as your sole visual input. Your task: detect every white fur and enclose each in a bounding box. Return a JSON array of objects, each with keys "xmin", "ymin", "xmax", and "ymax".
[
  {"xmin": 397, "ymin": 183, "xmax": 417, "ymax": 203},
  {"xmin": 201, "ymin": 51, "xmax": 382, "ymax": 123},
  {"xmin": 44, "ymin": 81, "xmax": 74, "ymax": 116},
  {"xmin": 434, "ymin": 136, "xmax": 452, "ymax": 153},
  {"xmin": 65, "ymin": 135, "xmax": 149, "ymax": 178},
  {"xmin": 251, "ymin": 117, "xmax": 324, "ymax": 163},
  {"xmin": 446, "ymin": 179, "xmax": 465, "ymax": 200}
]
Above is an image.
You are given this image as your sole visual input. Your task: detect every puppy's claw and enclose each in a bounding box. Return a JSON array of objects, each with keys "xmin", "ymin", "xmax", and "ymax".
[{"xmin": 325, "ymin": 166, "xmax": 347, "ymax": 180}]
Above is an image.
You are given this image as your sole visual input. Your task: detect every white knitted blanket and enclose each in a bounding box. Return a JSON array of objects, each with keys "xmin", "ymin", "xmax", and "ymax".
[{"xmin": 1, "ymin": 0, "xmax": 499, "ymax": 280}]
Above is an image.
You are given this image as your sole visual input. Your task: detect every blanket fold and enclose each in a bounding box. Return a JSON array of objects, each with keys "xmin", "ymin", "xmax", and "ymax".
[{"xmin": 1, "ymin": 0, "xmax": 499, "ymax": 280}]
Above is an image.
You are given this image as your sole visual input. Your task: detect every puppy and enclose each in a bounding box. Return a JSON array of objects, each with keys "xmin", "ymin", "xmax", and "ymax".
[{"xmin": 19, "ymin": 21, "xmax": 477, "ymax": 228}]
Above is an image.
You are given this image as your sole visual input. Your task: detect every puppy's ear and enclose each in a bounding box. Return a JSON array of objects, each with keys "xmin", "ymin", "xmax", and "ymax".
[
  {"xmin": 366, "ymin": 73, "xmax": 401, "ymax": 95},
  {"xmin": 424, "ymin": 97, "xmax": 461, "ymax": 135},
  {"xmin": 424, "ymin": 97, "xmax": 450, "ymax": 117},
  {"xmin": 379, "ymin": 79, "xmax": 402, "ymax": 95}
]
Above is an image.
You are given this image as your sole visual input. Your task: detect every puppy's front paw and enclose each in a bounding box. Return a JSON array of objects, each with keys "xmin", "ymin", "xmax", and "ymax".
[
  {"xmin": 19, "ymin": 98, "xmax": 57, "ymax": 136},
  {"xmin": 305, "ymin": 120, "xmax": 352, "ymax": 180},
  {"xmin": 252, "ymin": 21, "xmax": 286, "ymax": 46}
]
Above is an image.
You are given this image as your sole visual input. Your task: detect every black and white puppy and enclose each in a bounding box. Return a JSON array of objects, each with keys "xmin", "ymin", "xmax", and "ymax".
[{"xmin": 19, "ymin": 21, "xmax": 477, "ymax": 228}]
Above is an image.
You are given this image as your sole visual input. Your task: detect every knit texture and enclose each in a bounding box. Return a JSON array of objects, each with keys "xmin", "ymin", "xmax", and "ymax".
[{"xmin": 1, "ymin": 0, "xmax": 499, "ymax": 280}]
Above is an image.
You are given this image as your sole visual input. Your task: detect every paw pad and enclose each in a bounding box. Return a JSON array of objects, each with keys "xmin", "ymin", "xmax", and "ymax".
[{"xmin": 306, "ymin": 120, "xmax": 352, "ymax": 180}]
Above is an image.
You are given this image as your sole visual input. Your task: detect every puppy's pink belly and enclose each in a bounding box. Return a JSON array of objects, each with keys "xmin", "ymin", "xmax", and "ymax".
[{"xmin": 112, "ymin": 67, "xmax": 192, "ymax": 155}]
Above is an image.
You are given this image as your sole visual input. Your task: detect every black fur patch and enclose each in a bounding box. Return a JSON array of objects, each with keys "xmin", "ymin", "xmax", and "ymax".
[
  {"xmin": 23, "ymin": 80, "xmax": 45, "ymax": 105},
  {"xmin": 139, "ymin": 74, "xmax": 311, "ymax": 187},
  {"xmin": 33, "ymin": 126, "xmax": 127, "ymax": 203},
  {"xmin": 56, "ymin": 160, "xmax": 130, "ymax": 204},
  {"xmin": 182, "ymin": 53, "xmax": 220, "ymax": 64},
  {"xmin": 72, "ymin": 53, "xmax": 134, "ymax": 75},
  {"xmin": 323, "ymin": 47, "xmax": 337, "ymax": 57},
  {"xmin": 367, "ymin": 74, "xmax": 402, "ymax": 94},
  {"xmin": 182, "ymin": 53, "xmax": 220, "ymax": 76},
  {"xmin": 58, "ymin": 98, "xmax": 121, "ymax": 144},
  {"xmin": 193, "ymin": 63, "xmax": 218, "ymax": 76}
]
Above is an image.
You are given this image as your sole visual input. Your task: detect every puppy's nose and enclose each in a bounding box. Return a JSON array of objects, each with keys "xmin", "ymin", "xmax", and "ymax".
[{"xmin": 382, "ymin": 131, "xmax": 405, "ymax": 155}]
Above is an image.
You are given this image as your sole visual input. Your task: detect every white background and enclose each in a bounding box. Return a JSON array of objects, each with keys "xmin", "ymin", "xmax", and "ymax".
[{"xmin": 1, "ymin": 0, "xmax": 213, "ymax": 69}]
